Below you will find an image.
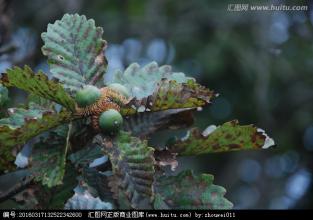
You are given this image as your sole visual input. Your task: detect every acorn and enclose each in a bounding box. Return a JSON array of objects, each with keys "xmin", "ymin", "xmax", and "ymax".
[
  {"xmin": 75, "ymin": 85, "xmax": 101, "ymax": 107},
  {"xmin": 99, "ymin": 109, "xmax": 123, "ymax": 133},
  {"xmin": 108, "ymin": 83, "xmax": 130, "ymax": 98}
]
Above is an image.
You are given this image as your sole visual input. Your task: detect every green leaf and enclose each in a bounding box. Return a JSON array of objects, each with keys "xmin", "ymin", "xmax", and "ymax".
[
  {"xmin": 42, "ymin": 13, "xmax": 107, "ymax": 92},
  {"xmin": 121, "ymin": 79, "xmax": 215, "ymax": 115},
  {"xmin": 27, "ymin": 94, "xmax": 56, "ymax": 110},
  {"xmin": 69, "ymin": 145, "xmax": 103, "ymax": 168},
  {"xmin": 123, "ymin": 109, "xmax": 194, "ymax": 137},
  {"xmin": 154, "ymin": 170, "xmax": 233, "ymax": 209},
  {"xmin": 169, "ymin": 120, "xmax": 275, "ymax": 156},
  {"xmin": 44, "ymin": 165, "xmax": 78, "ymax": 209},
  {"xmin": 101, "ymin": 132, "xmax": 155, "ymax": 209},
  {"xmin": 0, "ymin": 83, "xmax": 9, "ymax": 107},
  {"xmin": 30, "ymin": 123, "xmax": 72, "ymax": 187},
  {"xmin": 111, "ymin": 62, "xmax": 215, "ymax": 115},
  {"xmin": 77, "ymin": 167, "xmax": 113, "ymax": 202},
  {"xmin": 109, "ymin": 62, "xmax": 194, "ymax": 99},
  {"xmin": 1, "ymin": 66, "xmax": 76, "ymax": 111},
  {"xmin": 0, "ymin": 103, "xmax": 72, "ymax": 171}
]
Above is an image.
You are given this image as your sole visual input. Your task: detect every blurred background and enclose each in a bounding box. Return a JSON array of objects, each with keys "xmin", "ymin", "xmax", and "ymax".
[{"xmin": 0, "ymin": 0, "xmax": 312, "ymax": 209}]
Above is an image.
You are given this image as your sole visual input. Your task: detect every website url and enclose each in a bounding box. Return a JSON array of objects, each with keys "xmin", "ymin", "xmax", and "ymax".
[{"xmin": 228, "ymin": 4, "xmax": 308, "ymax": 12}]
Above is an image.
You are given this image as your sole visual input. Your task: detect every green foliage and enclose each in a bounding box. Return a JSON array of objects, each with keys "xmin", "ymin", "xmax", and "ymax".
[
  {"xmin": 42, "ymin": 165, "xmax": 78, "ymax": 209},
  {"xmin": 69, "ymin": 145, "xmax": 103, "ymax": 168},
  {"xmin": 121, "ymin": 79, "xmax": 215, "ymax": 115},
  {"xmin": 42, "ymin": 14, "xmax": 107, "ymax": 92},
  {"xmin": 0, "ymin": 13, "xmax": 276, "ymax": 210},
  {"xmin": 102, "ymin": 132, "xmax": 155, "ymax": 209},
  {"xmin": 111, "ymin": 62, "xmax": 215, "ymax": 116},
  {"xmin": 109, "ymin": 62, "xmax": 193, "ymax": 99},
  {"xmin": 154, "ymin": 170, "xmax": 233, "ymax": 209},
  {"xmin": 169, "ymin": 120, "xmax": 275, "ymax": 156},
  {"xmin": 123, "ymin": 109, "xmax": 194, "ymax": 137},
  {"xmin": 0, "ymin": 103, "xmax": 72, "ymax": 171},
  {"xmin": 30, "ymin": 124, "xmax": 71, "ymax": 187},
  {"xmin": 0, "ymin": 66, "xmax": 76, "ymax": 111}
]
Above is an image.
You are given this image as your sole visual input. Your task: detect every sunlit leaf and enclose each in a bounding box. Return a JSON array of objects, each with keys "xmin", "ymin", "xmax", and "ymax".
[
  {"xmin": 42, "ymin": 14, "xmax": 107, "ymax": 92},
  {"xmin": 154, "ymin": 170, "xmax": 233, "ymax": 209},
  {"xmin": 0, "ymin": 65, "xmax": 75, "ymax": 111},
  {"xmin": 169, "ymin": 120, "xmax": 275, "ymax": 156}
]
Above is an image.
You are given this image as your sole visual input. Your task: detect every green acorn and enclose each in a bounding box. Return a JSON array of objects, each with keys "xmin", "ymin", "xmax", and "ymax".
[
  {"xmin": 75, "ymin": 85, "xmax": 101, "ymax": 107},
  {"xmin": 108, "ymin": 83, "xmax": 130, "ymax": 98},
  {"xmin": 99, "ymin": 109, "xmax": 123, "ymax": 133}
]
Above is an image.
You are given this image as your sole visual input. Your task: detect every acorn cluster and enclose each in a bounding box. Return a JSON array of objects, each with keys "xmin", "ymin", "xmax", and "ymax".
[{"xmin": 75, "ymin": 84, "xmax": 129, "ymax": 134}]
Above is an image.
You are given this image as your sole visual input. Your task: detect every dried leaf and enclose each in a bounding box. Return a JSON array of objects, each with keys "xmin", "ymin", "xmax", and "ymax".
[
  {"xmin": 121, "ymin": 79, "xmax": 215, "ymax": 115},
  {"xmin": 169, "ymin": 120, "xmax": 275, "ymax": 156}
]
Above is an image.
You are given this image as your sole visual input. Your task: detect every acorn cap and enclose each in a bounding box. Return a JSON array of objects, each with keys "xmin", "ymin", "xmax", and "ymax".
[{"xmin": 108, "ymin": 83, "xmax": 130, "ymax": 98}]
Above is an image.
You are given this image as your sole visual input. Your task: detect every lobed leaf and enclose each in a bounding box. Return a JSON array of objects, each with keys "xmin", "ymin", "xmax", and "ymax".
[
  {"xmin": 42, "ymin": 14, "xmax": 107, "ymax": 92},
  {"xmin": 154, "ymin": 170, "xmax": 233, "ymax": 209},
  {"xmin": 0, "ymin": 103, "xmax": 73, "ymax": 171},
  {"xmin": 121, "ymin": 79, "xmax": 215, "ymax": 115},
  {"xmin": 0, "ymin": 65, "xmax": 76, "ymax": 111},
  {"xmin": 109, "ymin": 62, "xmax": 194, "ymax": 99},
  {"xmin": 109, "ymin": 62, "xmax": 215, "ymax": 115},
  {"xmin": 169, "ymin": 120, "xmax": 275, "ymax": 156},
  {"xmin": 101, "ymin": 132, "xmax": 155, "ymax": 209}
]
